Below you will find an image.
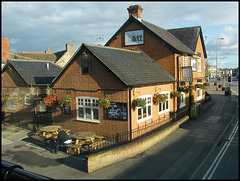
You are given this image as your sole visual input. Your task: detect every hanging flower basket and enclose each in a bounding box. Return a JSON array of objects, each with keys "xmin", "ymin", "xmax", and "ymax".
[
  {"xmin": 195, "ymin": 84, "xmax": 204, "ymax": 89},
  {"xmin": 1, "ymin": 93, "xmax": 8, "ymax": 104},
  {"xmin": 59, "ymin": 95, "xmax": 72, "ymax": 107},
  {"xmin": 97, "ymin": 98, "xmax": 111, "ymax": 109},
  {"xmin": 43, "ymin": 95, "xmax": 60, "ymax": 111},
  {"xmin": 189, "ymin": 85, "xmax": 196, "ymax": 91},
  {"xmin": 178, "ymin": 86, "xmax": 189, "ymax": 93},
  {"xmin": 132, "ymin": 98, "xmax": 146, "ymax": 109},
  {"xmin": 153, "ymin": 93, "xmax": 168, "ymax": 104},
  {"xmin": 170, "ymin": 91, "xmax": 181, "ymax": 98},
  {"xmin": 203, "ymin": 82, "xmax": 210, "ymax": 87}
]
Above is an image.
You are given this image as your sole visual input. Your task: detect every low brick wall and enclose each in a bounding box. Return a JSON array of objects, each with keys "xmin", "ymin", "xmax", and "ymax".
[{"xmin": 85, "ymin": 115, "xmax": 189, "ymax": 173}]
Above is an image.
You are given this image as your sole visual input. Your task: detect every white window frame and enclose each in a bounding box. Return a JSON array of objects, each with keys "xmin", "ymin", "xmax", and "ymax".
[
  {"xmin": 180, "ymin": 92, "xmax": 186, "ymax": 108},
  {"xmin": 197, "ymin": 57, "xmax": 202, "ymax": 72},
  {"xmin": 76, "ymin": 96, "xmax": 100, "ymax": 123},
  {"xmin": 183, "ymin": 56, "xmax": 188, "ymax": 67},
  {"xmin": 24, "ymin": 93, "xmax": 30, "ymax": 105},
  {"xmin": 197, "ymin": 88, "xmax": 202, "ymax": 100},
  {"xmin": 137, "ymin": 95, "xmax": 152, "ymax": 123},
  {"xmin": 158, "ymin": 91, "xmax": 170, "ymax": 114}
]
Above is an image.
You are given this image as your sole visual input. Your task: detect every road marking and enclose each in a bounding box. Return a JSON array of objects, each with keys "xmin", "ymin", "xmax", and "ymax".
[{"xmin": 202, "ymin": 120, "xmax": 239, "ymax": 180}]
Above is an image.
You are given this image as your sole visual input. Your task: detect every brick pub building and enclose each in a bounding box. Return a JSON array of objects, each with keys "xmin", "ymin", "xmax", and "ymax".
[{"xmin": 50, "ymin": 5, "xmax": 207, "ymax": 138}]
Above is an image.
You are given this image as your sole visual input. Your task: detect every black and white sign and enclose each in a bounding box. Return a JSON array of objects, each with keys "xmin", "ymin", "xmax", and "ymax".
[
  {"xmin": 191, "ymin": 58, "xmax": 196, "ymax": 71},
  {"xmin": 125, "ymin": 30, "xmax": 144, "ymax": 46},
  {"xmin": 182, "ymin": 66, "xmax": 193, "ymax": 82}
]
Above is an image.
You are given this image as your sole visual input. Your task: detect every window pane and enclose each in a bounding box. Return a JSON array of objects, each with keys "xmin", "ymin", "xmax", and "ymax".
[
  {"xmin": 143, "ymin": 107, "xmax": 146, "ymax": 118},
  {"xmin": 166, "ymin": 101, "xmax": 169, "ymax": 109},
  {"xmin": 78, "ymin": 108, "xmax": 84, "ymax": 118},
  {"xmin": 138, "ymin": 108, "xmax": 142, "ymax": 120},
  {"xmin": 159, "ymin": 103, "xmax": 162, "ymax": 112},
  {"xmin": 148, "ymin": 105, "xmax": 151, "ymax": 116},
  {"xmin": 163, "ymin": 103, "xmax": 165, "ymax": 111},
  {"xmin": 93, "ymin": 109, "xmax": 99, "ymax": 120},
  {"xmin": 86, "ymin": 108, "xmax": 91, "ymax": 119}
]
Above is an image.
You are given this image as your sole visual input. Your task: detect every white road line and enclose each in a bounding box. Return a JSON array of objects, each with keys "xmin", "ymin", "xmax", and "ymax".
[{"xmin": 202, "ymin": 120, "xmax": 239, "ymax": 180}]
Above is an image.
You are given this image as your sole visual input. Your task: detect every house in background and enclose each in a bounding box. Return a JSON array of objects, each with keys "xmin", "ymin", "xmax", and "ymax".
[
  {"xmin": 50, "ymin": 43, "xmax": 175, "ymax": 137},
  {"xmin": 13, "ymin": 42, "xmax": 75, "ymax": 67},
  {"xmin": 105, "ymin": 5, "xmax": 207, "ymax": 114},
  {"xmin": 1, "ymin": 59, "xmax": 62, "ymax": 122},
  {"xmin": 1, "ymin": 38, "xmax": 11, "ymax": 69}
]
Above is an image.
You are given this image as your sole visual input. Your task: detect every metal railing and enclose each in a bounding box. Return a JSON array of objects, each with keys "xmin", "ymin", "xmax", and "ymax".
[
  {"xmin": 86, "ymin": 109, "xmax": 189, "ymax": 154},
  {"xmin": 1, "ymin": 160, "xmax": 52, "ymax": 180}
]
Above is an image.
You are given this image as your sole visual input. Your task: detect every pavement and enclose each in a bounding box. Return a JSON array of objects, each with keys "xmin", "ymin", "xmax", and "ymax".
[{"xmin": 1, "ymin": 84, "xmax": 239, "ymax": 179}]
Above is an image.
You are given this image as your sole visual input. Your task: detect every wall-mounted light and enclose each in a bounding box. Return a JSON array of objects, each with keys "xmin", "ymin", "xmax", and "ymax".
[{"xmin": 82, "ymin": 49, "xmax": 87, "ymax": 55}]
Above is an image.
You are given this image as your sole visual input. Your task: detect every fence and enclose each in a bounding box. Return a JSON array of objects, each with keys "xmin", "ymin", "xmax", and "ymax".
[{"xmin": 85, "ymin": 108, "xmax": 189, "ymax": 154}]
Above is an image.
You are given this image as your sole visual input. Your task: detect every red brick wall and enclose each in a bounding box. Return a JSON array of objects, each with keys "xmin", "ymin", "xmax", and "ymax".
[
  {"xmin": 1, "ymin": 38, "xmax": 11, "ymax": 63},
  {"xmin": 108, "ymin": 21, "xmax": 176, "ymax": 78},
  {"xmin": 52, "ymin": 52, "xmax": 129, "ymax": 137}
]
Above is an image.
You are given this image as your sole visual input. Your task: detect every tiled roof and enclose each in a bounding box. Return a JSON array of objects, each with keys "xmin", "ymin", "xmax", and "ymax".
[
  {"xmin": 105, "ymin": 16, "xmax": 196, "ymax": 55},
  {"xmin": 168, "ymin": 26, "xmax": 207, "ymax": 58},
  {"xmin": 52, "ymin": 43, "xmax": 175, "ymax": 87},
  {"xmin": 14, "ymin": 50, "xmax": 67, "ymax": 62},
  {"xmin": 2, "ymin": 59, "xmax": 62, "ymax": 86}
]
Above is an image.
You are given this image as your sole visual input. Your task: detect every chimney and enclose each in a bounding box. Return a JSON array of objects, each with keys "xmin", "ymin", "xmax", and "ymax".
[
  {"xmin": 66, "ymin": 42, "xmax": 75, "ymax": 54},
  {"xmin": 127, "ymin": 5, "xmax": 143, "ymax": 20},
  {"xmin": 46, "ymin": 62, "xmax": 50, "ymax": 70}
]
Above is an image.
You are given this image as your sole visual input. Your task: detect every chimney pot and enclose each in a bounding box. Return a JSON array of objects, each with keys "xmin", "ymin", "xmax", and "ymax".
[{"xmin": 127, "ymin": 5, "xmax": 143, "ymax": 20}]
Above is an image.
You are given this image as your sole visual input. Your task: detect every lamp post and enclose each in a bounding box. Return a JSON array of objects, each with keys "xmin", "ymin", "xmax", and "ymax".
[{"xmin": 216, "ymin": 37, "xmax": 224, "ymax": 91}]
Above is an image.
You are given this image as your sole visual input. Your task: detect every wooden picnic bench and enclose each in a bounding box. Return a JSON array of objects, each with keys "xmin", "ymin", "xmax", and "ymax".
[{"xmin": 65, "ymin": 140, "xmax": 86, "ymax": 155}]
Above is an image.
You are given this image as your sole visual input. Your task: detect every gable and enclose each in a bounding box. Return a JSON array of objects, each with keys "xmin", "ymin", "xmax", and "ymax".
[
  {"xmin": 52, "ymin": 48, "xmax": 127, "ymax": 90},
  {"xmin": 105, "ymin": 16, "xmax": 195, "ymax": 56}
]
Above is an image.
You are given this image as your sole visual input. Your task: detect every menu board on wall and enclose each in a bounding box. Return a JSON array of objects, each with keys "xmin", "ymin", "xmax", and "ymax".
[
  {"xmin": 125, "ymin": 30, "xmax": 144, "ymax": 46},
  {"xmin": 107, "ymin": 102, "xmax": 127, "ymax": 121}
]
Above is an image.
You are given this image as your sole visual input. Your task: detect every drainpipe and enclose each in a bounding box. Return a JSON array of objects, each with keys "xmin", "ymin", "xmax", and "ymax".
[
  {"xmin": 176, "ymin": 55, "xmax": 182, "ymax": 116},
  {"xmin": 128, "ymin": 87, "xmax": 132, "ymax": 141}
]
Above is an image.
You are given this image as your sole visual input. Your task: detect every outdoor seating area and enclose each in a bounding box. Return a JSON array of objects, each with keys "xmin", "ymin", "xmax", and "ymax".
[{"xmin": 31, "ymin": 125, "xmax": 105, "ymax": 155}]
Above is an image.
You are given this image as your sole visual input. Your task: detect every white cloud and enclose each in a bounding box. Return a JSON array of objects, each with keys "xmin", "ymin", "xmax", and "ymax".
[{"xmin": 2, "ymin": 1, "xmax": 238, "ymax": 68}]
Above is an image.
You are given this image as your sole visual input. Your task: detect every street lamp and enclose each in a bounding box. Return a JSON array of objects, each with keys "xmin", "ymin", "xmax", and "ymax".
[{"xmin": 216, "ymin": 37, "xmax": 224, "ymax": 91}]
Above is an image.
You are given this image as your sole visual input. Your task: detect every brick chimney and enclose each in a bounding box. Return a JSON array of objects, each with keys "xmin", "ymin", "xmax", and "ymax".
[{"xmin": 127, "ymin": 5, "xmax": 143, "ymax": 20}]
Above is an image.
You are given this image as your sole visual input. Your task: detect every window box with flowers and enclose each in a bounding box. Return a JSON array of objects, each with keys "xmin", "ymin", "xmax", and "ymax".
[{"xmin": 97, "ymin": 98, "xmax": 111, "ymax": 109}]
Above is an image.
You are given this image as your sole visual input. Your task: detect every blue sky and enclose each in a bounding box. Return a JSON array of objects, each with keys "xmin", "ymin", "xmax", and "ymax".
[{"xmin": 2, "ymin": 1, "xmax": 238, "ymax": 68}]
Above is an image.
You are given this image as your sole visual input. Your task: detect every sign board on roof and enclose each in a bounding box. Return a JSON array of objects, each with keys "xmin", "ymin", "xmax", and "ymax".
[{"xmin": 125, "ymin": 30, "xmax": 144, "ymax": 46}]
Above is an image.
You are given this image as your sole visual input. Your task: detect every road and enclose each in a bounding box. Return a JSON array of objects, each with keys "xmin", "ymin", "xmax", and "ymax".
[{"xmin": 190, "ymin": 110, "xmax": 239, "ymax": 179}]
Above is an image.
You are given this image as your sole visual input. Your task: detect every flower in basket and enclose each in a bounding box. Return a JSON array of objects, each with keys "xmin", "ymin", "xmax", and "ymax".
[
  {"xmin": 97, "ymin": 98, "xmax": 111, "ymax": 109},
  {"xmin": 1, "ymin": 93, "xmax": 8, "ymax": 103},
  {"xmin": 178, "ymin": 86, "xmax": 189, "ymax": 93},
  {"xmin": 203, "ymin": 82, "xmax": 210, "ymax": 87},
  {"xmin": 132, "ymin": 98, "xmax": 146, "ymax": 109},
  {"xmin": 43, "ymin": 95, "xmax": 60, "ymax": 108},
  {"xmin": 170, "ymin": 91, "xmax": 181, "ymax": 98},
  {"xmin": 153, "ymin": 93, "xmax": 168, "ymax": 104},
  {"xmin": 195, "ymin": 84, "xmax": 204, "ymax": 89},
  {"xmin": 59, "ymin": 95, "xmax": 72, "ymax": 107}
]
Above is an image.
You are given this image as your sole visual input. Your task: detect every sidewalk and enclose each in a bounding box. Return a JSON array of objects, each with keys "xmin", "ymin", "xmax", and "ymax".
[{"xmin": 1, "ymin": 85, "xmax": 238, "ymax": 179}]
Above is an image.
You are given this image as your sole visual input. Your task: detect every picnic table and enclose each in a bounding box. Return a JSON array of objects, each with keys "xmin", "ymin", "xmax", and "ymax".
[
  {"xmin": 71, "ymin": 131, "xmax": 96, "ymax": 145},
  {"xmin": 40, "ymin": 125, "xmax": 62, "ymax": 137}
]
